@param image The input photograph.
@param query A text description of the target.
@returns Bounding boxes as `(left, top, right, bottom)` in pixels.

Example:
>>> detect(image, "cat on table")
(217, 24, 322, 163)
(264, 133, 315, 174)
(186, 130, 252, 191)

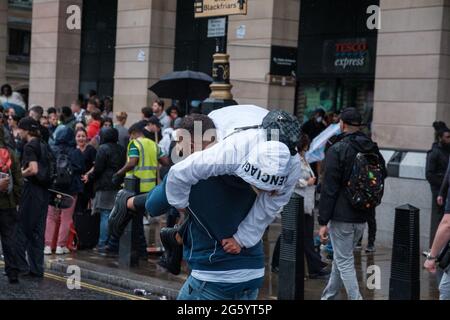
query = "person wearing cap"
(318, 107, 386, 300)
(15, 117, 50, 278)
(114, 122, 165, 194)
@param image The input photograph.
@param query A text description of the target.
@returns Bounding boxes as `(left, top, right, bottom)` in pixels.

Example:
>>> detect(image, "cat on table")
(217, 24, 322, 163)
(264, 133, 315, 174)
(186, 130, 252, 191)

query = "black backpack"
(344, 144, 385, 211)
(35, 142, 56, 188)
(53, 152, 73, 190)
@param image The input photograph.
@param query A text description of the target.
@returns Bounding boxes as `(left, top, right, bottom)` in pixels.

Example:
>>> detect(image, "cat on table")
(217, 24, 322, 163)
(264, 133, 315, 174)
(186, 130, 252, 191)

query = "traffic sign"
(194, 0, 247, 18)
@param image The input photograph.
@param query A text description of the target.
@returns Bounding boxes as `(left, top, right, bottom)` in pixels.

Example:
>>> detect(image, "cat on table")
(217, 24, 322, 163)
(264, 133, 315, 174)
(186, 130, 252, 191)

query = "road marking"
(45, 273, 149, 300)
(0, 261, 148, 300)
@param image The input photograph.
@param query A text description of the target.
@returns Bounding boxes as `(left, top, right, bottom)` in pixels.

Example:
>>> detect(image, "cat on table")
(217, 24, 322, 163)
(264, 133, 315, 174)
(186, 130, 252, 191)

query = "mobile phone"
(0, 172, 9, 179)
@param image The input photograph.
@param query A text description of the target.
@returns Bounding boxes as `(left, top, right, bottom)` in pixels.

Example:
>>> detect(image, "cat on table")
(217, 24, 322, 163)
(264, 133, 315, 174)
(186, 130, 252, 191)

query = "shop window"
(296, 80, 336, 123)
(8, 28, 31, 57)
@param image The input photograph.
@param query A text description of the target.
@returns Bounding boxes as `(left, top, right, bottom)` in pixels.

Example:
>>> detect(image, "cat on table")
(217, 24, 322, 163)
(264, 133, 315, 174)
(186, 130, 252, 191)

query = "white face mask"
(316, 117, 323, 123)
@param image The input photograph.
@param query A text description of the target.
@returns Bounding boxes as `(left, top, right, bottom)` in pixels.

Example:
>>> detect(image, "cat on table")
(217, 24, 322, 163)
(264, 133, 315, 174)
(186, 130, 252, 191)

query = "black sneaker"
(97, 246, 118, 257)
(309, 268, 331, 280)
(109, 189, 135, 239)
(21, 272, 44, 279)
(160, 228, 183, 275)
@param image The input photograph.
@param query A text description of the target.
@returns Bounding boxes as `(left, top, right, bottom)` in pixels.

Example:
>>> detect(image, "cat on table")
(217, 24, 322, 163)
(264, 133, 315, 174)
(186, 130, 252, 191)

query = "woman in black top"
(75, 128, 97, 214)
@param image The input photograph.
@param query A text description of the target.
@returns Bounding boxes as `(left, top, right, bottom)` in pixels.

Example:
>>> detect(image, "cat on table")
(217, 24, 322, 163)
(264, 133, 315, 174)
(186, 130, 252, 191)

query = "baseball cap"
(18, 117, 40, 132)
(340, 107, 362, 126)
(236, 141, 292, 192)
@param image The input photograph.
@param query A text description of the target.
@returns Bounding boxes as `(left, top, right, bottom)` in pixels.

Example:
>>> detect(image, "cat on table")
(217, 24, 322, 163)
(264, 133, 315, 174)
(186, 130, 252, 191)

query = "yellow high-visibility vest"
(126, 137, 158, 193)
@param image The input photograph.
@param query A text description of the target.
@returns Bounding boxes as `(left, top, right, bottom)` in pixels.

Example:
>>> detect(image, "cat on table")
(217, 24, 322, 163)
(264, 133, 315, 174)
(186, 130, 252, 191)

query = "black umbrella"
(148, 70, 213, 101)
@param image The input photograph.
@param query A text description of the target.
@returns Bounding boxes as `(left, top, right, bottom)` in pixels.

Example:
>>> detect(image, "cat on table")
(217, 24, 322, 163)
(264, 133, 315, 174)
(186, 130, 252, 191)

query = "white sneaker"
(44, 246, 52, 255)
(62, 247, 71, 254)
(55, 247, 64, 255)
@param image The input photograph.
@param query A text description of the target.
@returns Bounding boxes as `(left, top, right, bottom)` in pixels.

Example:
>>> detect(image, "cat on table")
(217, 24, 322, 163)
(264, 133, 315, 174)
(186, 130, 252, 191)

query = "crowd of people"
(0, 84, 184, 284)
(0, 82, 448, 301)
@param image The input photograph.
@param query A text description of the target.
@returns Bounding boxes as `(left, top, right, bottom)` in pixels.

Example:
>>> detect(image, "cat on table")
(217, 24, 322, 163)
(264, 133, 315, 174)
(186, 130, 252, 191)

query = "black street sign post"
(194, 0, 248, 113)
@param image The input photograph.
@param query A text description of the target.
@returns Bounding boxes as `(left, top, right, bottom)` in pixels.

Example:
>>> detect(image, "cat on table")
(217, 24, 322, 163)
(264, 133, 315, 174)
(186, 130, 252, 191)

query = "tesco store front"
(295, 0, 379, 132)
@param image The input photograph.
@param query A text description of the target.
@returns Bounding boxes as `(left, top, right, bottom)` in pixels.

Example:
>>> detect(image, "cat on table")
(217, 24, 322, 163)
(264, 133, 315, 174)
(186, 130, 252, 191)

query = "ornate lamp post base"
(202, 53, 237, 114)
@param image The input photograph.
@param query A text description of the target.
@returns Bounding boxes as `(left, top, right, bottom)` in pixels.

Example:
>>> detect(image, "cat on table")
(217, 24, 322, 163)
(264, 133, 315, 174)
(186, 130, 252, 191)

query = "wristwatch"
(426, 252, 438, 261)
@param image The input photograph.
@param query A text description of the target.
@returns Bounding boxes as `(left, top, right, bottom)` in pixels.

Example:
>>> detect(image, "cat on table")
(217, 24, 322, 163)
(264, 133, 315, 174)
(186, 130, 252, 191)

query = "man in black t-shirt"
(15, 117, 50, 278)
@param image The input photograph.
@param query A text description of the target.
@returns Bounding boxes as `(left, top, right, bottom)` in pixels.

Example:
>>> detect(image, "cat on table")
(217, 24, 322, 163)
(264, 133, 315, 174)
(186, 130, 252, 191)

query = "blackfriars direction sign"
(195, 0, 248, 18)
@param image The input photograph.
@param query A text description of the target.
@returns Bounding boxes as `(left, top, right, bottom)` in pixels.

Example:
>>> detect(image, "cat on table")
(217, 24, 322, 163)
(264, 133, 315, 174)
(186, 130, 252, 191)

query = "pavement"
(0, 222, 441, 300)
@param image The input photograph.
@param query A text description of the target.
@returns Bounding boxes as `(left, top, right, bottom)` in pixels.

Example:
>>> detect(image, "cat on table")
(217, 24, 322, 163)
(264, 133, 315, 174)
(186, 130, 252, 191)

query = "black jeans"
(366, 210, 377, 246)
(15, 182, 49, 277)
(0, 208, 20, 277)
(272, 213, 326, 274)
(358, 210, 377, 246)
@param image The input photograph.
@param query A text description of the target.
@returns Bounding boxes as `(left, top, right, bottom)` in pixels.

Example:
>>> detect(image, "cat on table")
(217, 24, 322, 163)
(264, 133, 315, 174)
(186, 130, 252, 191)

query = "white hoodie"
(166, 105, 301, 248)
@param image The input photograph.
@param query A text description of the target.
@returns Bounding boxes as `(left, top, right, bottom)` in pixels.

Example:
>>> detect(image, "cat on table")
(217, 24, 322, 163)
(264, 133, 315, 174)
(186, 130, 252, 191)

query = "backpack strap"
(223, 125, 261, 141)
(338, 138, 360, 187)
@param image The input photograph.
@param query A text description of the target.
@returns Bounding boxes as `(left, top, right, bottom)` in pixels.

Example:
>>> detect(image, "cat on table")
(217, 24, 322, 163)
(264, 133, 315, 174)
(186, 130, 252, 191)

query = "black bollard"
(278, 194, 305, 300)
(389, 204, 421, 300)
(119, 216, 141, 268)
(119, 177, 140, 268)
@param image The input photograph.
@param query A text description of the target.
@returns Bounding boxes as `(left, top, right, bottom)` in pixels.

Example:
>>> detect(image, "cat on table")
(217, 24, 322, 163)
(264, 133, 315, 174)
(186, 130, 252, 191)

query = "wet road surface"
(0, 261, 150, 300)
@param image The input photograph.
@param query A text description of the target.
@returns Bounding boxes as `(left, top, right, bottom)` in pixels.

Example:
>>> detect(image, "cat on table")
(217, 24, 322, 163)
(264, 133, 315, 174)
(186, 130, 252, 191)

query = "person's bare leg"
(175, 233, 182, 245)
(127, 197, 135, 211)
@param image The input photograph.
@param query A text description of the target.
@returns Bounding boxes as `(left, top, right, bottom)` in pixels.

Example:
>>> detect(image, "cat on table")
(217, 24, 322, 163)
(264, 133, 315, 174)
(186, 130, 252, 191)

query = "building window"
(79, 0, 118, 99)
(8, 28, 31, 57)
(8, 0, 33, 10)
